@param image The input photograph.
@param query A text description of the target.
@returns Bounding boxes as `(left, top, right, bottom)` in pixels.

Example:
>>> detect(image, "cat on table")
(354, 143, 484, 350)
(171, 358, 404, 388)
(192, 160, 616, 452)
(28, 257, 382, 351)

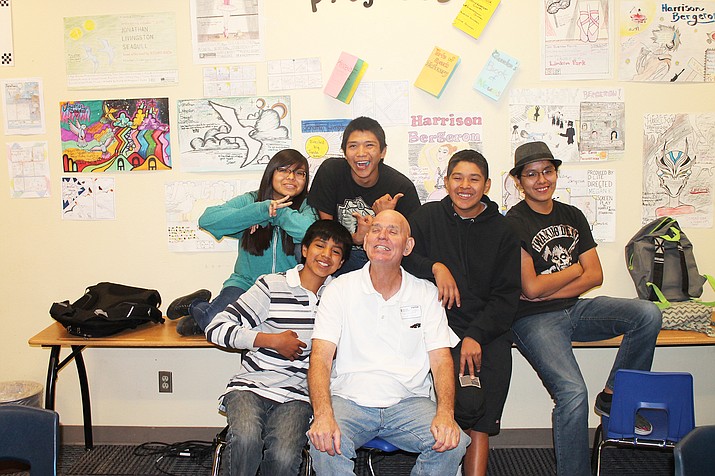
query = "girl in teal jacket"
(169, 149, 318, 335)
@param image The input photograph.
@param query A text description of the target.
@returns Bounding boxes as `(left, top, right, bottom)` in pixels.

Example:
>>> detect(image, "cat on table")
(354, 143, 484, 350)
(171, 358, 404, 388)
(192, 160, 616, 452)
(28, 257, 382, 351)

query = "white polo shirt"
(312, 263, 458, 408)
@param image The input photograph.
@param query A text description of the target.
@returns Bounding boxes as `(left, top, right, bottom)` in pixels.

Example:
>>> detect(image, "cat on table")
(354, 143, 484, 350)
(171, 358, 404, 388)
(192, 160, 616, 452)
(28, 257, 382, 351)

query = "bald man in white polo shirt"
(307, 210, 469, 475)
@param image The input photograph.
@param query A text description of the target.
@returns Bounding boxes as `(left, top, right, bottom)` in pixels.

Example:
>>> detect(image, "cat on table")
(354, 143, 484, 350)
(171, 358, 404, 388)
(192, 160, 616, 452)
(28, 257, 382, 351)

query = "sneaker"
(176, 315, 203, 336)
(594, 391, 611, 417)
(634, 413, 653, 436)
(167, 289, 211, 320)
(594, 391, 653, 436)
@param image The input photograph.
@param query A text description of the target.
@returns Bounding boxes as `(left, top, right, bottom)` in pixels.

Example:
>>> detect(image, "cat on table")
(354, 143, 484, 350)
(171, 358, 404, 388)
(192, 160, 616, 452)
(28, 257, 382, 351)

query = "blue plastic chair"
(594, 370, 695, 476)
(674, 425, 715, 476)
(361, 437, 403, 476)
(0, 404, 59, 476)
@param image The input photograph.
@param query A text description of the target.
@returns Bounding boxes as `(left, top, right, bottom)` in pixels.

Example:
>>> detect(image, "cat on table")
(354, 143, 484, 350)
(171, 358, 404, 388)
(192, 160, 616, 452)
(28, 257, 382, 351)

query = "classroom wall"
(2, 0, 714, 436)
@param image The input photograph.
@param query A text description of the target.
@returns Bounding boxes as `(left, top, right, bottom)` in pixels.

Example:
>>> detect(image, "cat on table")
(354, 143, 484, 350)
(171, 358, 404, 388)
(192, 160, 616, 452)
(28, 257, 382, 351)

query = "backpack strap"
(651, 236, 665, 301)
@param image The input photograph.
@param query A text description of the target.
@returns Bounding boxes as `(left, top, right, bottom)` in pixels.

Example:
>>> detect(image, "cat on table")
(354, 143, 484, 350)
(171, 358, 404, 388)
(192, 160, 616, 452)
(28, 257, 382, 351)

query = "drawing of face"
(657, 140, 693, 198)
(437, 145, 451, 163)
(543, 243, 573, 271)
(651, 25, 681, 53)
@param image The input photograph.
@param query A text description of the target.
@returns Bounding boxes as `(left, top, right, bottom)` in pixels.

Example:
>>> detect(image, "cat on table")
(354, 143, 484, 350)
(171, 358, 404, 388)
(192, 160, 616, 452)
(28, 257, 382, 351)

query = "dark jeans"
(190, 286, 246, 331)
(222, 391, 311, 476)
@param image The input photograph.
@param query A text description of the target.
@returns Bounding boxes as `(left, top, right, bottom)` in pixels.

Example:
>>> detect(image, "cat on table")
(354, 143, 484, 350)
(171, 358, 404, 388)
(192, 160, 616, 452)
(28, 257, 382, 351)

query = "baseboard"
(61, 426, 225, 445)
(60, 425, 598, 448)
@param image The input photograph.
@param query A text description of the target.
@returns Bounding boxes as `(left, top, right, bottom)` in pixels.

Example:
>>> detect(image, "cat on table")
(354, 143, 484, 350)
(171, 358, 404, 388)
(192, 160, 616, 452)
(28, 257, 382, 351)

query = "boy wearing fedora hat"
(505, 141, 662, 476)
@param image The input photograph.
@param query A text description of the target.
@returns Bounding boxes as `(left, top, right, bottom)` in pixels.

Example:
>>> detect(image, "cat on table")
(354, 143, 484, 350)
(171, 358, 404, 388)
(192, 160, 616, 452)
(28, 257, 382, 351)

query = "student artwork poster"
(190, 0, 265, 64)
(60, 98, 171, 173)
(177, 96, 291, 172)
(63, 13, 179, 89)
(61, 176, 115, 220)
(166, 179, 260, 252)
(542, 0, 613, 80)
(642, 113, 715, 228)
(620, 1, 715, 82)
(509, 87, 625, 163)
(407, 112, 483, 203)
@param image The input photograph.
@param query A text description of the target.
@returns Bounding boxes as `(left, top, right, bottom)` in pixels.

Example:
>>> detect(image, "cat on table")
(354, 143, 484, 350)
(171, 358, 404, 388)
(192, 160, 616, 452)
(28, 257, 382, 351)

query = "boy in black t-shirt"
(504, 141, 662, 476)
(307, 116, 420, 274)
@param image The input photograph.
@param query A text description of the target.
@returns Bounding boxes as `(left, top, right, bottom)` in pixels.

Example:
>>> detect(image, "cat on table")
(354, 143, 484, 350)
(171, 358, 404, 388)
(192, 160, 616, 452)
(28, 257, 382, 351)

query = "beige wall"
(2, 0, 713, 433)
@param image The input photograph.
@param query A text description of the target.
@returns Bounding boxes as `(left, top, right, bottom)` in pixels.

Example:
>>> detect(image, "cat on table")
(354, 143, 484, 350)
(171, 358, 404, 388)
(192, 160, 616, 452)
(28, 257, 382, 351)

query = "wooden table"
(29, 320, 715, 449)
(28, 320, 210, 449)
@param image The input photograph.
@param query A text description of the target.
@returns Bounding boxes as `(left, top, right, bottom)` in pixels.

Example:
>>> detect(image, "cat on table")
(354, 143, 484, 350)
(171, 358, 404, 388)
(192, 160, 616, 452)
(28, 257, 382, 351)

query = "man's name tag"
(459, 375, 481, 388)
(400, 305, 421, 319)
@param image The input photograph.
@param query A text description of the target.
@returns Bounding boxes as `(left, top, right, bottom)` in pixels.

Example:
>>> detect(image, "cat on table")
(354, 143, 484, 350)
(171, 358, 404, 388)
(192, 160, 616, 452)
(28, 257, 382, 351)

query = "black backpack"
(50, 282, 164, 337)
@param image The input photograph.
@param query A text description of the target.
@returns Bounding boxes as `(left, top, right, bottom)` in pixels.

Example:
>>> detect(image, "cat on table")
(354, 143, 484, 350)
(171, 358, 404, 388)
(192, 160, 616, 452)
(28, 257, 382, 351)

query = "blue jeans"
(310, 396, 470, 476)
(222, 390, 311, 476)
(190, 286, 246, 331)
(511, 296, 661, 476)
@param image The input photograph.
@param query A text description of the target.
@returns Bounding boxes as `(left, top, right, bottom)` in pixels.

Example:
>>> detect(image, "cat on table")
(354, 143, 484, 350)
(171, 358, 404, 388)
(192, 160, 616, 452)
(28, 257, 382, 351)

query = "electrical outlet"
(158, 371, 172, 393)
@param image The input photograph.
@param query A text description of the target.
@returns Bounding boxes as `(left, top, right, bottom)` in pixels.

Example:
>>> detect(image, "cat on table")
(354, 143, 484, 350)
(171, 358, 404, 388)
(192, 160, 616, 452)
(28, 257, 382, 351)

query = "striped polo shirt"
(206, 265, 330, 405)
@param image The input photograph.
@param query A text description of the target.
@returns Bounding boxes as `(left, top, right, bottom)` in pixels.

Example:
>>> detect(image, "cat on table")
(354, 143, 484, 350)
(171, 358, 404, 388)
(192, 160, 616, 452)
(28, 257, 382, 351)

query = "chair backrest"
(674, 425, 715, 476)
(0, 404, 59, 475)
(607, 370, 694, 443)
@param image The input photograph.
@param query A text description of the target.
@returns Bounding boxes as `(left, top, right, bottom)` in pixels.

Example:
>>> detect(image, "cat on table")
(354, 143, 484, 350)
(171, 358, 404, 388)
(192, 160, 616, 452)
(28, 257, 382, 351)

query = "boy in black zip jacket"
(404, 149, 520, 476)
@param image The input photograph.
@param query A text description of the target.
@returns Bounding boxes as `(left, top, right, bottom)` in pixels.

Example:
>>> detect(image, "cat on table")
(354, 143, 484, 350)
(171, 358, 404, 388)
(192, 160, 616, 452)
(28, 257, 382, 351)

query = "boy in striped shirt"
(205, 220, 351, 476)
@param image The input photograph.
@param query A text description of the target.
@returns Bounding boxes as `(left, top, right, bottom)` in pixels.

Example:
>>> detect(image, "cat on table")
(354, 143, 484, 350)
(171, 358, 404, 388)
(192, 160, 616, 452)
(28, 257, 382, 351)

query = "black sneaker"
(176, 315, 203, 336)
(594, 391, 653, 436)
(594, 391, 612, 417)
(167, 289, 211, 320)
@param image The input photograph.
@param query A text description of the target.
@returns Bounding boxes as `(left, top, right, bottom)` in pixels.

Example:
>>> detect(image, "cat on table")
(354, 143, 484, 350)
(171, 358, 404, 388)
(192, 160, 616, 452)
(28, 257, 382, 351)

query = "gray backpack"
(625, 217, 706, 302)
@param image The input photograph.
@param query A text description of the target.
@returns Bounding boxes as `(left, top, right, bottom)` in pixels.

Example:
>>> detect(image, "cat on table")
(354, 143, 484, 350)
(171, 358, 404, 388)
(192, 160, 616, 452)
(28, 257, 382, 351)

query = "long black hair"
(241, 149, 310, 256)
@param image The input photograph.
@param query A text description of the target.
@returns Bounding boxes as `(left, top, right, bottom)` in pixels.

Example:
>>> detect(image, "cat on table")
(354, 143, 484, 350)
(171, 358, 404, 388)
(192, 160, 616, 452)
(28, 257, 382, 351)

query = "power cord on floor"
(134, 440, 214, 475)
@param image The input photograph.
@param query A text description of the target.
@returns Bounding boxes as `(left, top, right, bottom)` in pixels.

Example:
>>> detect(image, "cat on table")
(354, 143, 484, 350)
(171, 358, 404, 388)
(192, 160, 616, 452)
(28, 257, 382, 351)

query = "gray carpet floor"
(1, 444, 675, 475)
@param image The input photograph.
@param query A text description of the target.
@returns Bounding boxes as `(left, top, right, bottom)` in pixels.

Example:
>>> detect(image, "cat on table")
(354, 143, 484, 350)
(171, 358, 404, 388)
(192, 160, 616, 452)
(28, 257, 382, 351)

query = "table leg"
(44, 345, 61, 410)
(72, 345, 93, 450)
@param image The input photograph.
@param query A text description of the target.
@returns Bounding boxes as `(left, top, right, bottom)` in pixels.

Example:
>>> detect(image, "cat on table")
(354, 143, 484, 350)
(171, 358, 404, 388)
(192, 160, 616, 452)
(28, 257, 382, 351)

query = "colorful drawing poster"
(473, 50, 519, 101)
(61, 176, 115, 220)
(190, 0, 265, 64)
(1, 78, 46, 134)
(407, 113, 483, 203)
(542, 0, 613, 80)
(64, 13, 178, 89)
(60, 98, 171, 173)
(177, 96, 291, 172)
(351, 81, 410, 127)
(620, 1, 715, 82)
(203, 65, 257, 97)
(501, 168, 617, 242)
(0, 0, 14, 67)
(642, 113, 715, 228)
(509, 87, 625, 163)
(166, 179, 260, 252)
(6, 141, 50, 198)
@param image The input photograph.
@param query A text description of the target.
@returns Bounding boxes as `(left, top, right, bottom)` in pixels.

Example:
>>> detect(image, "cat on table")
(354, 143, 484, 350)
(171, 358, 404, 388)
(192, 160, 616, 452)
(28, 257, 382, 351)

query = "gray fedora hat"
(510, 141, 562, 176)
